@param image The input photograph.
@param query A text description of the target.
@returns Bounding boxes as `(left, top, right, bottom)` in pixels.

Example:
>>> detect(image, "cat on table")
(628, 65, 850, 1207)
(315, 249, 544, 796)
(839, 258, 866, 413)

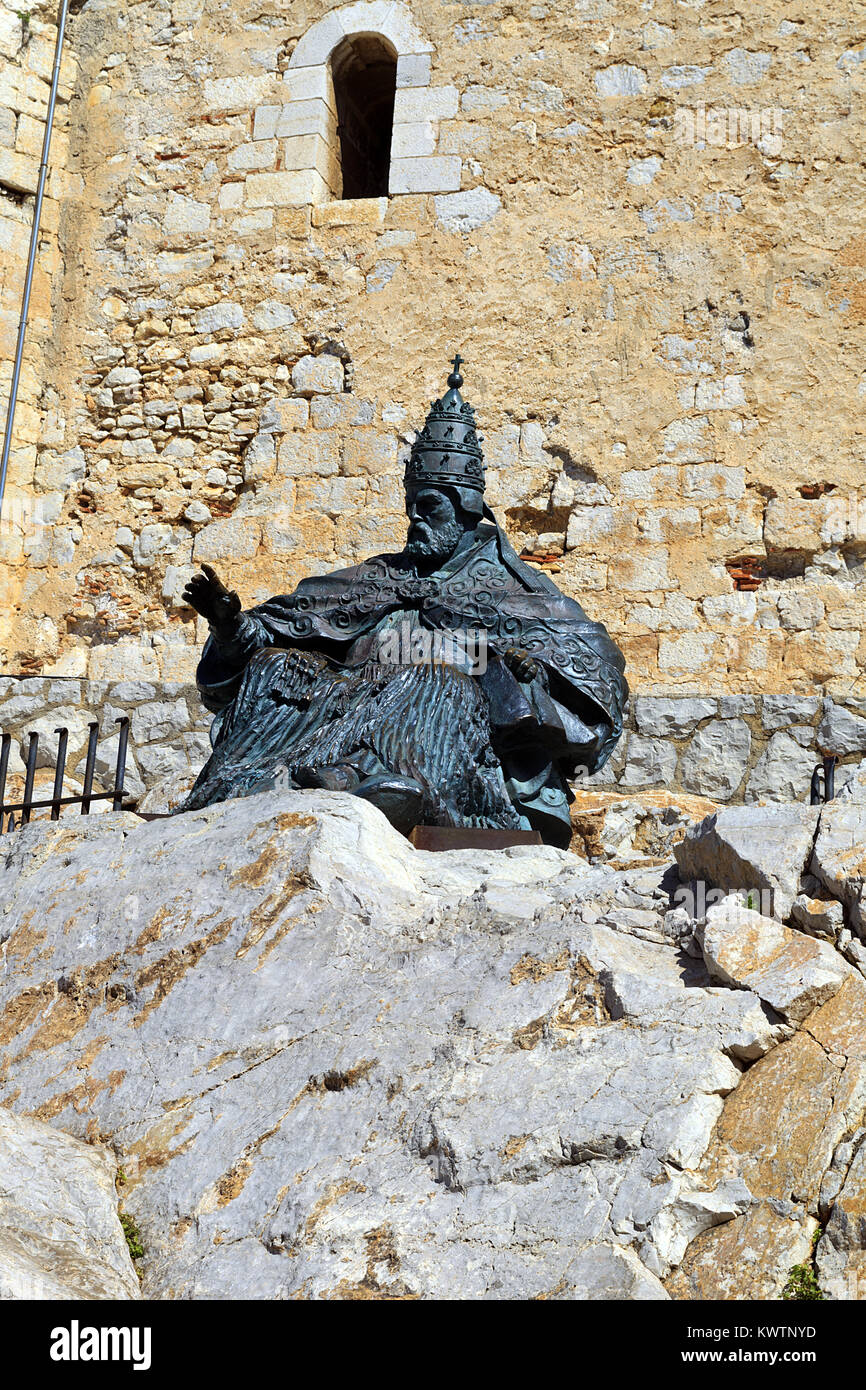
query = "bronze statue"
(180, 360, 627, 847)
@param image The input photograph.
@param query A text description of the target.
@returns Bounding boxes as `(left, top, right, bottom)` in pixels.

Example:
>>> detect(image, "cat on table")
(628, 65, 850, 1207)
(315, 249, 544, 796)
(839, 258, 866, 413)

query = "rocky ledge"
(1, 788, 865, 1300)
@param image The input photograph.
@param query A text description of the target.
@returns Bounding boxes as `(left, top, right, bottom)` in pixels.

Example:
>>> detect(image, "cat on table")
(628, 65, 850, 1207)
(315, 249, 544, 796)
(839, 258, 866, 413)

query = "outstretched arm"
(183, 564, 270, 677)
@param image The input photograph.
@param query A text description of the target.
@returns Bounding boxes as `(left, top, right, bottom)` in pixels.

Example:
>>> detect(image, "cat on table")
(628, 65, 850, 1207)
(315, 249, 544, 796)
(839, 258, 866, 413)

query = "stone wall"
(0, 0, 865, 700)
(0, 0, 77, 671)
(3, 673, 866, 811)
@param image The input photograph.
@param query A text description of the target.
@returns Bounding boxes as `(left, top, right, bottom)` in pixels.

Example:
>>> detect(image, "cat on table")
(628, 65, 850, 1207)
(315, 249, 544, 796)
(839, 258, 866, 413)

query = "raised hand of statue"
(503, 646, 540, 683)
(182, 564, 242, 636)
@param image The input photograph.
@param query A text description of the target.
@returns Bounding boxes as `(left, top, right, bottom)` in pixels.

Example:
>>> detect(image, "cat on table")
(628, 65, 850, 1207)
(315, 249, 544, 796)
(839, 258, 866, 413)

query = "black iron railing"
(0, 717, 134, 833)
(810, 753, 838, 806)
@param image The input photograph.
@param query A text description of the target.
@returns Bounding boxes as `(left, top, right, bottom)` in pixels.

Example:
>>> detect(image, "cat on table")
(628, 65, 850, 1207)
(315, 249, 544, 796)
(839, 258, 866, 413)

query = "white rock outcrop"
(1, 790, 865, 1300)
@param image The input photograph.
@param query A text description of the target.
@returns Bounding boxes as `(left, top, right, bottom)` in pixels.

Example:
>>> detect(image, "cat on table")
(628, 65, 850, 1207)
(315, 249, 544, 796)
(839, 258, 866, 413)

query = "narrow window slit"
(331, 34, 397, 200)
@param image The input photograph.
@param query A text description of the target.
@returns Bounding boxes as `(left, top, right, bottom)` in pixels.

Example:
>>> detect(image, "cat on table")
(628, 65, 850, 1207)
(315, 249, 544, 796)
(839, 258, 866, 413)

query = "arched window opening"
(330, 34, 397, 200)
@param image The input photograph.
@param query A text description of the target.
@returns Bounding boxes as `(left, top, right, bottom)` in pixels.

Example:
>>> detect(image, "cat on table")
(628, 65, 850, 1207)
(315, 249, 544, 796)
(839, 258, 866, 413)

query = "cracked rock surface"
(0, 1108, 140, 1300)
(0, 790, 864, 1299)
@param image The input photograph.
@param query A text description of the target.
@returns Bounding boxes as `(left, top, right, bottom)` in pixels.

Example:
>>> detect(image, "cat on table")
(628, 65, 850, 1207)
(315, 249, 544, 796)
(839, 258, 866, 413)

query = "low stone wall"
(0, 675, 210, 803)
(1, 675, 865, 808)
(596, 693, 866, 803)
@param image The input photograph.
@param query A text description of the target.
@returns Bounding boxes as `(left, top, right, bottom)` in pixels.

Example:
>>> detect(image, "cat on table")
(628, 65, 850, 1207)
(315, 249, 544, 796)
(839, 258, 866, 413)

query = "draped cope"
(183, 519, 628, 845)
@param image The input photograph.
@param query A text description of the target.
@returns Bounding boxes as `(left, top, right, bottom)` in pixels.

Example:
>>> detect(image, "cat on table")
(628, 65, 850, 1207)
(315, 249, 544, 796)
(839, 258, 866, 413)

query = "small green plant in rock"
(782, 1231, 824, 1301)
(781, 1263, 824, 1300)
(119, 1212, 145, 1264)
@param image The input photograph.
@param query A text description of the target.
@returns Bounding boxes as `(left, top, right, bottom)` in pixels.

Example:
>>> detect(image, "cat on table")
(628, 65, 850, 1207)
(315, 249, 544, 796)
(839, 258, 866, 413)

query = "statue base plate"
(408, 825, 543, 852)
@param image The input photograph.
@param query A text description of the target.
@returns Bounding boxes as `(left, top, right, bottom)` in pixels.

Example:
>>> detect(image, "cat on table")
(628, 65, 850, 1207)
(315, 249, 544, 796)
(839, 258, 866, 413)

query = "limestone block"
(393, 87, 459, 123)
(434, 187, 502, 231)
(694, 376, 747, 411)
(390, 121, 436, 159)
(616, 551, 674, 592)
(12, 705, 97, 771)
(193, 302, 244, 334)
(595, 64, 647, 97)
(203, 74, 269, 113)
(245, 169, 331, 207)
(762, 695, 820, 730)
(702, 592, 756, 625)
(218, 181, 243, 210)
(701, 898, 851, 1023)
(259, 397, 309, 432)
(0, 1109, 140, 1301)
(763, 498, 824, 554)
(274, 99, 337, 141)
(291, 354, 344, 396)
(566, 506, 615, 550)
(660, 416, 712, 462)
(396, 54, 432, 88)
(251, 300, 296, 331)
(0, 146, 38, 195)
(390, 155, 461, 195)
(130, 697, 191, 745)
(283, 132, 340, 188)
(233, 209, 275, 235)
(33, 446, 85, 494)
(461, 85, 509, 112)
(618, 734, 678, 788)
(818, 702, 866, 756)
(811, 804, 866, 937)
(228, 139, 278, 171)
(164, 192, 211, 236)
(633, 697, 717, 738)
(675, 804, 821, 921)
(725, 48, 772, 85)
(619, 466, 679, 501)
(287, 8, 347, 67)
(192, 516, 262, 561)
(679, 720, 751, 801)
(311, 197, 387, 228)
(745, 731, 818, 804)
(282, 64, 335, 110)
(310, 395, 375, 429)
(253, 105, 281, 140)
(778, 590, 825, 631)
(682, 464, 745, 499)
(790, 894, 846, 942)
(341, 430, 398, 476)
(277, 432, 340, 477)
(657, 633, 717, 672)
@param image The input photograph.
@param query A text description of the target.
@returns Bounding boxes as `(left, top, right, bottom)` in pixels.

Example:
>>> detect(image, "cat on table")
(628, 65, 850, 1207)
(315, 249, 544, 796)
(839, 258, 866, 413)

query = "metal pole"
(50, 725, 68, 820)
(0, 0, 70, 519)
(20, 732, 38, 826)
(112, 716, 129, 811)
(0, 732, 10, 833)
(80, 720, 98, 815)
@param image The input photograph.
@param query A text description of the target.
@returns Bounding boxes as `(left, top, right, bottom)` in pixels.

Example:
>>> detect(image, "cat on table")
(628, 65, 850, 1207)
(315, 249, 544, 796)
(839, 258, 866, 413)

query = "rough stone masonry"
(0, 0, 864, 738)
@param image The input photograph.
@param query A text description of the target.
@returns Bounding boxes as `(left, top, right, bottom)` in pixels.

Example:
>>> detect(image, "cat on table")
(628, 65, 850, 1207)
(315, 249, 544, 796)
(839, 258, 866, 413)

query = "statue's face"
(404, 488, 467, 561)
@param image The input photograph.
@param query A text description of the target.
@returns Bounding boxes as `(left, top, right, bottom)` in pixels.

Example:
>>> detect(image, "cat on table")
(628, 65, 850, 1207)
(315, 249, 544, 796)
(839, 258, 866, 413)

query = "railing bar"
(824, 755, 837, 803)
(80, 721, 98, 815)
(0, 732, 10, 835)
(50, 726, 68, 821)
(20, 732, 38, 826)
(112, 717, 129, 812)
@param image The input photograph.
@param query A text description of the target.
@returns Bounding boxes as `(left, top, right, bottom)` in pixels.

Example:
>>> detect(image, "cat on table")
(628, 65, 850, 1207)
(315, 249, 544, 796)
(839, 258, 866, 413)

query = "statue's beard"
(404, 518, 465, 561)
